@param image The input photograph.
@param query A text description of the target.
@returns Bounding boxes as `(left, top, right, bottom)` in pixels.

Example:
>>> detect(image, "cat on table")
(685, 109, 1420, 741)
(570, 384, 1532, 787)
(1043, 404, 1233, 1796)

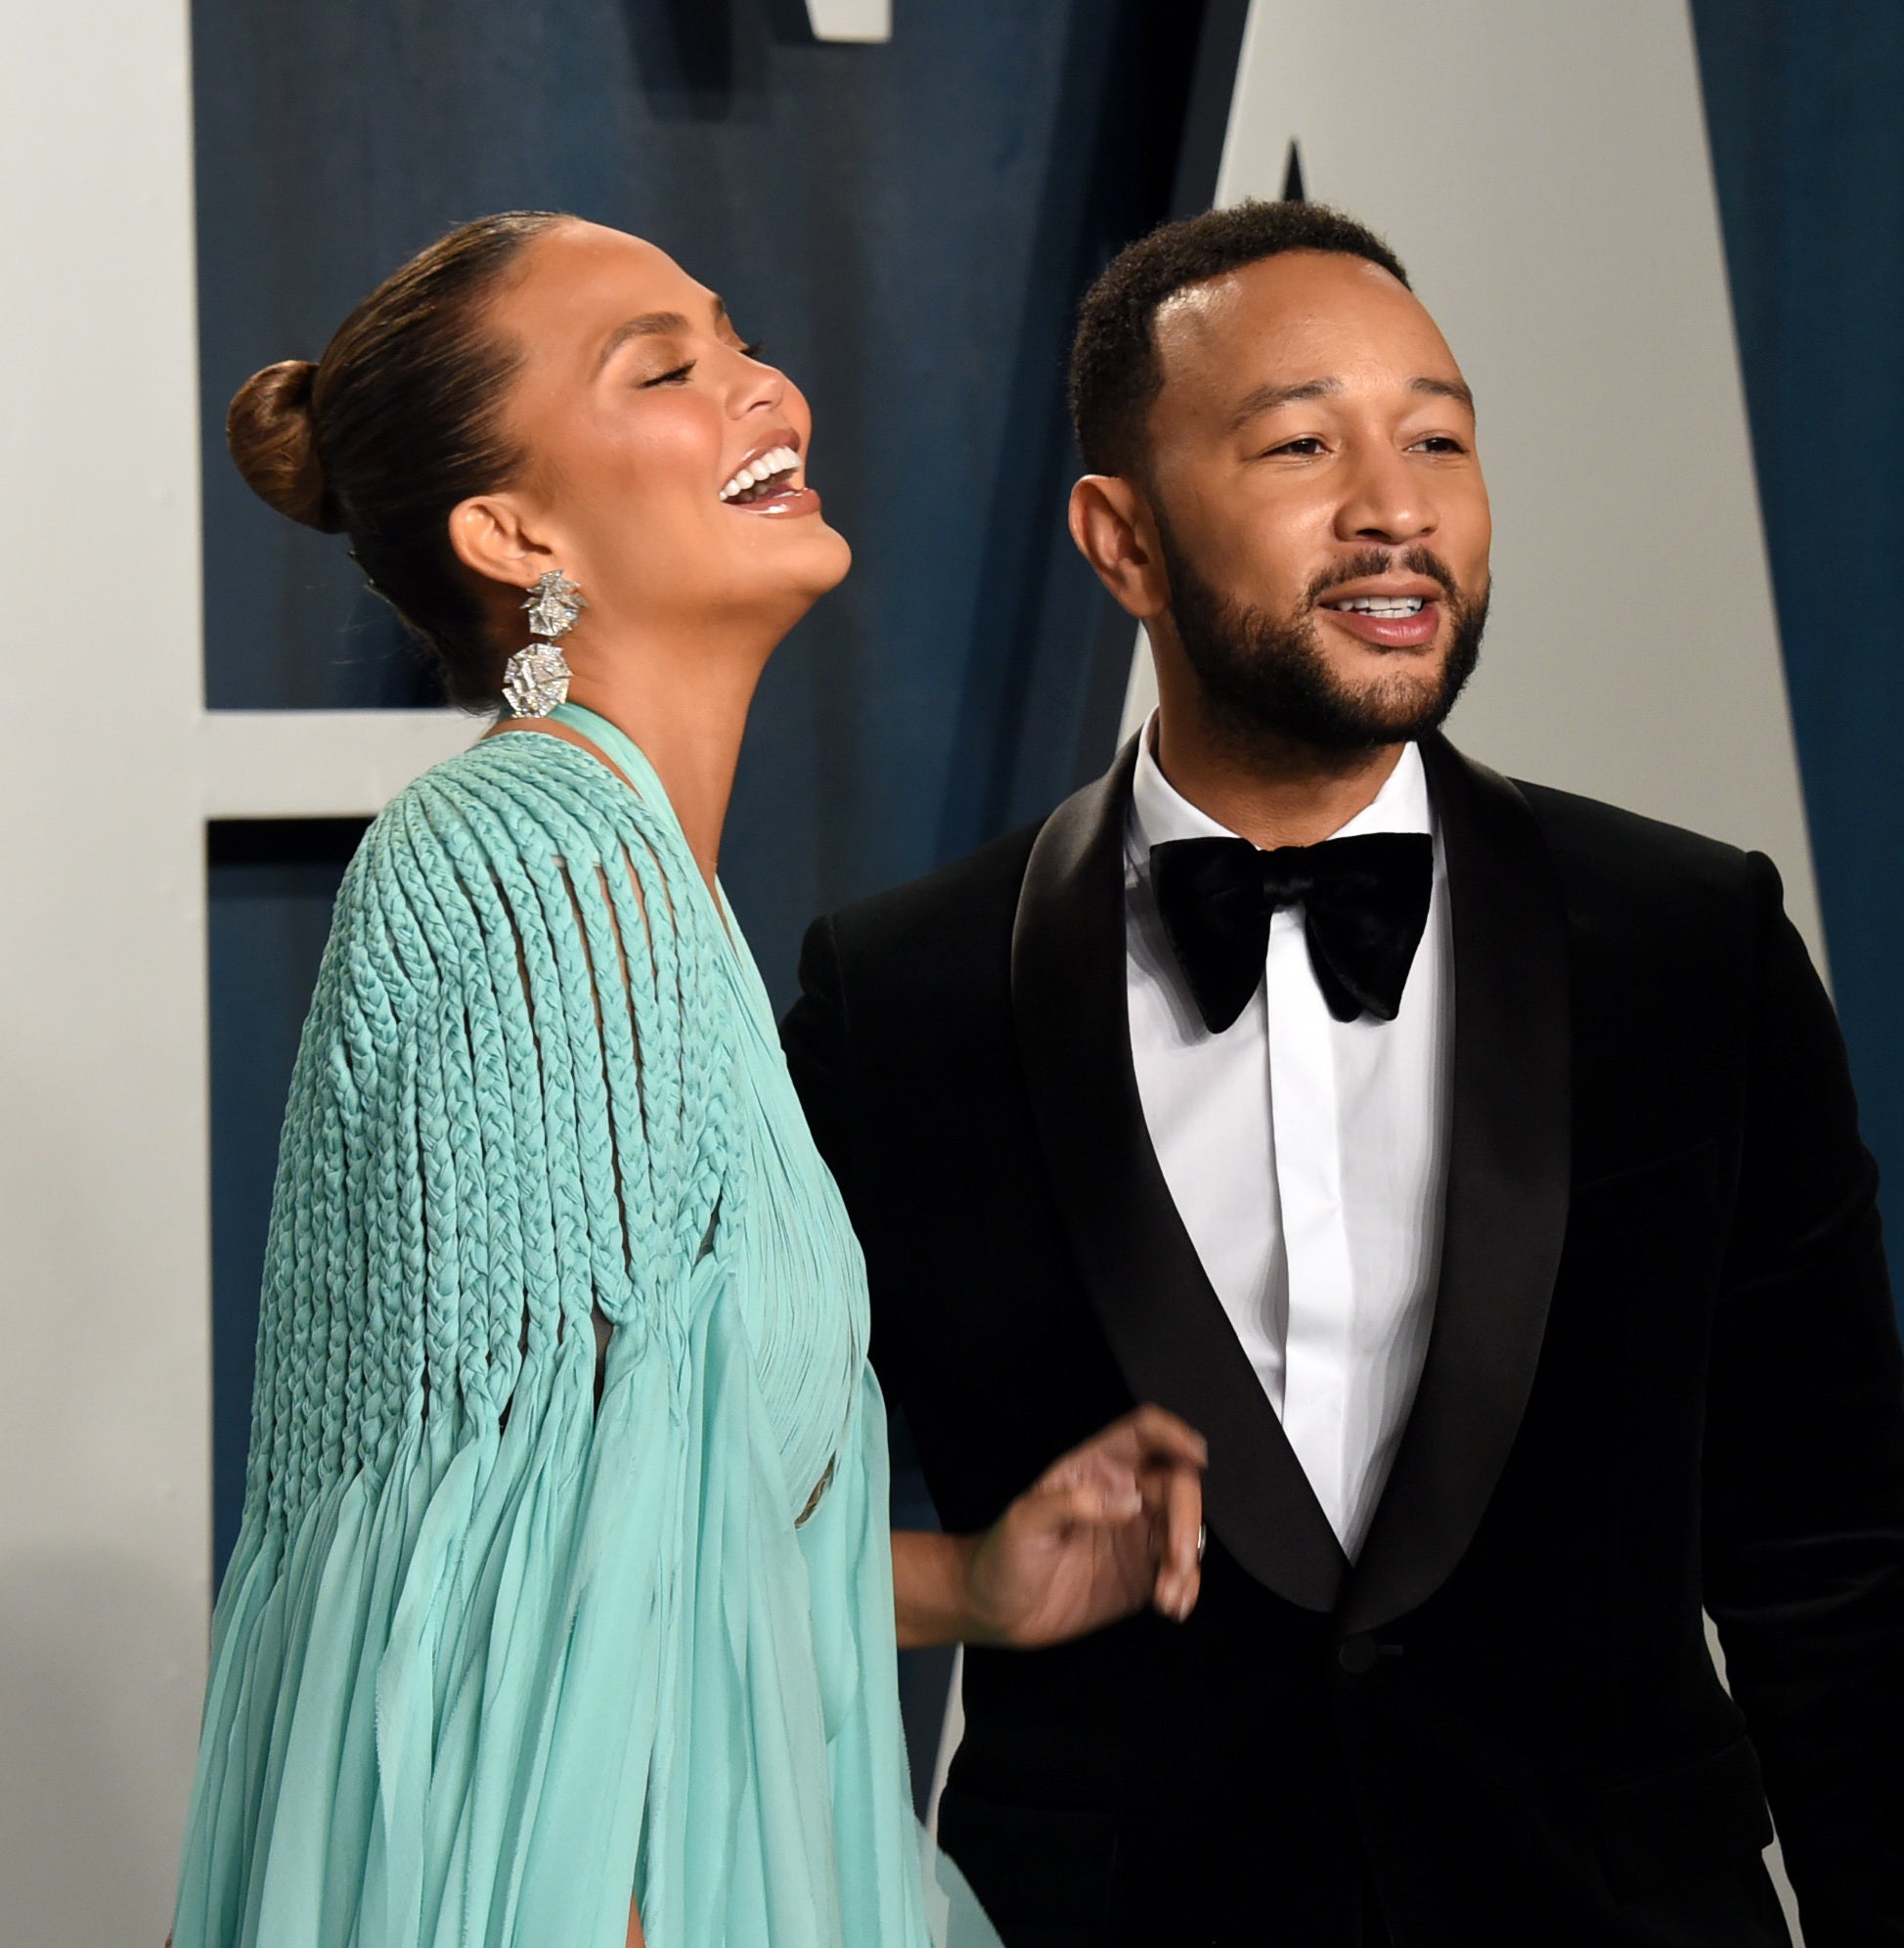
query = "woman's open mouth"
(718, 443, 819, 515)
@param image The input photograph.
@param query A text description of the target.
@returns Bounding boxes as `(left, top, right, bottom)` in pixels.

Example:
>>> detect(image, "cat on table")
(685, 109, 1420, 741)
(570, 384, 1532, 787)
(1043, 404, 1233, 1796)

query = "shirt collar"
(1127, 711, 1434, 861)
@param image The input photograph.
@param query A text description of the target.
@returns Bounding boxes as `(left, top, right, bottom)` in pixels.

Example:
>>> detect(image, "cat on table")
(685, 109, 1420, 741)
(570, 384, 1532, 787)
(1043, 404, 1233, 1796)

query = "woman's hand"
(893, 1405, 1207, 1650)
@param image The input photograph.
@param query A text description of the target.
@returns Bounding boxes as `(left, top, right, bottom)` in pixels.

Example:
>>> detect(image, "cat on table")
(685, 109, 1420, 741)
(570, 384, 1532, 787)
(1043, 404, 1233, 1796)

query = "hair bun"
(226, 359, 339, 531)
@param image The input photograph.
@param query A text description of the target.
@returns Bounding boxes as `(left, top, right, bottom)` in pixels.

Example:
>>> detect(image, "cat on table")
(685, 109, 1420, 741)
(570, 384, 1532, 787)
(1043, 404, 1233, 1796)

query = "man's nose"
(1335, 442, 1436, 546)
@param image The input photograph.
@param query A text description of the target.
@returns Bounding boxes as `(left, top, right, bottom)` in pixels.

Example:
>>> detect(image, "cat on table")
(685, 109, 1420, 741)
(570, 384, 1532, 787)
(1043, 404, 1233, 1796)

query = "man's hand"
(966, 1404, 1207, 1646)
(893, 1405, 1208, 1651)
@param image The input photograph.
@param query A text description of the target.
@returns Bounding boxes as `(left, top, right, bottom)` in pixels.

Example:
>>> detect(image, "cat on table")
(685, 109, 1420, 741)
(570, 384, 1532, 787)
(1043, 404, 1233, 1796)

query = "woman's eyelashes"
(639, 341, 764, 388)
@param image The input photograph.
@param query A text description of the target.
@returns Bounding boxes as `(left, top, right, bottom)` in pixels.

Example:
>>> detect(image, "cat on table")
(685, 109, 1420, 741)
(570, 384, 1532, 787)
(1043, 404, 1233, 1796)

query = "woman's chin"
(815, 524, 852, 590)
(777, 521, 853, 598)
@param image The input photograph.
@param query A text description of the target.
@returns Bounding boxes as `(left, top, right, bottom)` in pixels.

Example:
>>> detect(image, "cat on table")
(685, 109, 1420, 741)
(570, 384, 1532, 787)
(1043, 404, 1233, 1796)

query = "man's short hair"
(1069, 200, 1410, 478)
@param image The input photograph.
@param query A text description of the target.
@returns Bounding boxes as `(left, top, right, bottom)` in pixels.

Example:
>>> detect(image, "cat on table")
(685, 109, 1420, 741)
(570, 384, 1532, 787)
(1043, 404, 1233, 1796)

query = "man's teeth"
(719, 445, 800, 502)
(1328, 596, 1428, 616)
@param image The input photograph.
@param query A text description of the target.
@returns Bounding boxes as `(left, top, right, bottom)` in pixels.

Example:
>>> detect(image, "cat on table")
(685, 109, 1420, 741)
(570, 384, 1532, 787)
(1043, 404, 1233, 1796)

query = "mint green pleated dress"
(172, 705, 993, 1948)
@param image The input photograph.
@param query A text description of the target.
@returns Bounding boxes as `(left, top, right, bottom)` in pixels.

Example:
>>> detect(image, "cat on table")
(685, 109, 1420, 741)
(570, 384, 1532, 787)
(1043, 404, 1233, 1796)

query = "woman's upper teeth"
(1330, 596, 1427, 614)
(719, 445, 799, 502)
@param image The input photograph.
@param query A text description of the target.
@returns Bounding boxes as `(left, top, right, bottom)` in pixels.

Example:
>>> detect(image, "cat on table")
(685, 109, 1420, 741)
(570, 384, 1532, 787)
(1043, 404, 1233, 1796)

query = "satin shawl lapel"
(1341, 735, 1572, 1634)
(1010, 737, 1347, 1612)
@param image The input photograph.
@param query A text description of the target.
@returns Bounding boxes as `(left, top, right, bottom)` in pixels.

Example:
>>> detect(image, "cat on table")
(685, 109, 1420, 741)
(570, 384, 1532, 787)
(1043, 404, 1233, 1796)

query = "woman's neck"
(564, 648, 764, 893)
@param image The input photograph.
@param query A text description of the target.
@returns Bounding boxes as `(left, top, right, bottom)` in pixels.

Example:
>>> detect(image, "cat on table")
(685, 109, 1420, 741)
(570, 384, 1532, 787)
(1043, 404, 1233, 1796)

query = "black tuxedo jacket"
(781, 735, 1904, 1948)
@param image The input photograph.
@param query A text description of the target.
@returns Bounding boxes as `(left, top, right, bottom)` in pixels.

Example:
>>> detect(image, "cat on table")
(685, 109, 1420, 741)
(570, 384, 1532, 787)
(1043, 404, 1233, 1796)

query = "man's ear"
(1067, 474, 1170, 621)
(448, 494, 561, 595)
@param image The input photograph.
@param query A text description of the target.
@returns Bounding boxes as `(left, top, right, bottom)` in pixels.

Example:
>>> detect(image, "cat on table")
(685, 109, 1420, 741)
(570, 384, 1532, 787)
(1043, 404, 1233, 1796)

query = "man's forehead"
(1156, 270, 1244, 326)
(1152, 270, 1256, 355)
(1149, 253, 1461, 401)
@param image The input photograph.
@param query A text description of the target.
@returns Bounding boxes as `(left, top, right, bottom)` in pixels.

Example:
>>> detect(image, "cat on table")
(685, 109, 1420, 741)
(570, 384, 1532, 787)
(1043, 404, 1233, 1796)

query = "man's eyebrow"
(593, 297, 729, 376)
(1412, 375, 1475, 412)
(1227, 377, 1341, 429)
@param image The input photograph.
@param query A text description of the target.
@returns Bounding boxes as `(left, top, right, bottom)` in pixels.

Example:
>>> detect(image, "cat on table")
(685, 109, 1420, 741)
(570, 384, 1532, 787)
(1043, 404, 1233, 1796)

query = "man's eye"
(642, 360, 696, 388)
(1266, 436, 1326, 457)
(1415, 436, 1466, 453)
(739, 340, 767, 361)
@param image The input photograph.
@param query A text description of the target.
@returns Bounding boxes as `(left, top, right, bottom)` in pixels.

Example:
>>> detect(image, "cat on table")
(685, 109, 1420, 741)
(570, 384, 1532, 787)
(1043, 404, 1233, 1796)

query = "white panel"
(805, 0, 892, 43)
(1131, 0, 1822, 970)
(1120, 629, 1159, 746)
(925, 1643, 964, 1837)
(0, 4, 208, 1940)
(202, 709, 479, 819)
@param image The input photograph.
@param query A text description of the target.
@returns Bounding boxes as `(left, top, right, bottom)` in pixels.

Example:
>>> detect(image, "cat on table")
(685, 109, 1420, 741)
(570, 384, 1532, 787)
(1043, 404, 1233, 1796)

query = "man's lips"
(1315, 578, 1447, 649)
(1318, 599, 1442, 649)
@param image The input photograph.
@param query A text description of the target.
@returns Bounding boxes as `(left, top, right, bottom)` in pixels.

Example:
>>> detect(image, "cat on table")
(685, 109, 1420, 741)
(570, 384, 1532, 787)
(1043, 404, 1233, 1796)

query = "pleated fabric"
(172, 705, 974, 1948)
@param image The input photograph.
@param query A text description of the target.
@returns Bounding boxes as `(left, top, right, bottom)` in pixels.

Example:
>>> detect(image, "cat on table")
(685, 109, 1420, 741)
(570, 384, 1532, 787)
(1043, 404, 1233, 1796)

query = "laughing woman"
(169, 214, 1205, 1948)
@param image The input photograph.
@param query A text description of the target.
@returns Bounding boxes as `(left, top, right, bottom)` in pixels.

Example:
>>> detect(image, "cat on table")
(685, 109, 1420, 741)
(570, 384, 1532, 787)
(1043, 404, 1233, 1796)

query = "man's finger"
(1038, 1407, 1208, 1494)
(1152, 1463, 1204, 1620)
(1040, 1478, 1142, 1529)
(1037, 1447, 1139, 1503)
(1108, 1403, 1209, 1471)
(1166, 1463, 1202, 1579)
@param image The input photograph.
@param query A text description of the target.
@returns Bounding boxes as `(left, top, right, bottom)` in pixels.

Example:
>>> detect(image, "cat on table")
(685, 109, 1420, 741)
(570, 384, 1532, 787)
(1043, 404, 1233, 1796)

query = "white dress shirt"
(1125, 719, 1454, 1560)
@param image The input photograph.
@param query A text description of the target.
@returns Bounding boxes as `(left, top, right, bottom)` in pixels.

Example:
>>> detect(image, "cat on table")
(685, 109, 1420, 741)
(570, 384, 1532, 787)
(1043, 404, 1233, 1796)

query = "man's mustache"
(1304, 548, 1464, 608)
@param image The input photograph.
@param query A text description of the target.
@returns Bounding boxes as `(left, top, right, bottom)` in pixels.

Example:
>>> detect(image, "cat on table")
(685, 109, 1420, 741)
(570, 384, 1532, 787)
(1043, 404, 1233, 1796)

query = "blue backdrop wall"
(1692, 1, 1904, 1295)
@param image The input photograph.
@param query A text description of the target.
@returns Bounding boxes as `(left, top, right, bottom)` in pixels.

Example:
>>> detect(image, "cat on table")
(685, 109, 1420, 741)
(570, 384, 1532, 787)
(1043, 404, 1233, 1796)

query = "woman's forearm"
(892, 1528, 994, 1649)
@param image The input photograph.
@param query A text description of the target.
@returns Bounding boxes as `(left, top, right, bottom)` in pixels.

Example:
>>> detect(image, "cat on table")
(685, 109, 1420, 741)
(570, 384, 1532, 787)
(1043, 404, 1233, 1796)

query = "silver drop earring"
(502, 570, 585, 717)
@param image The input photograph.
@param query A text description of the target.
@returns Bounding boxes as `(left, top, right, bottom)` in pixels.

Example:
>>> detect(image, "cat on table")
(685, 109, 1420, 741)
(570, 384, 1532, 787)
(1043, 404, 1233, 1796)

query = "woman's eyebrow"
(593, 311, 693, 375)
(593, 296, 734, 376)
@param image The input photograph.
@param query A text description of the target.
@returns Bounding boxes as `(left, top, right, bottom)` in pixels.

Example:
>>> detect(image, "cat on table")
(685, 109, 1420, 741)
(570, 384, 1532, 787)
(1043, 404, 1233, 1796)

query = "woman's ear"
(448, 494, 560, 594)
(1067, 475, 1171, 621)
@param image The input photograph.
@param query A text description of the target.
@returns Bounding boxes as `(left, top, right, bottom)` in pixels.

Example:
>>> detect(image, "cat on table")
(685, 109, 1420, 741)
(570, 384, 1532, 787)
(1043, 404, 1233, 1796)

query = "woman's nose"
(731, 348, 786, 419)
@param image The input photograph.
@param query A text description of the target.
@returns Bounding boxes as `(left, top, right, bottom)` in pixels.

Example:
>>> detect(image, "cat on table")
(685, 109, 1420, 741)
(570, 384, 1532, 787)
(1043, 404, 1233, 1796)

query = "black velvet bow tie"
(1149, 831, 1434, 1034)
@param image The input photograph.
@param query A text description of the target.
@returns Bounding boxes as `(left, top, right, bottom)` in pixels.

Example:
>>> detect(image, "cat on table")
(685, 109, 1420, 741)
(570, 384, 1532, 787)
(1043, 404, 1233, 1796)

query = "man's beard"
(1153, 519, 1488, 754)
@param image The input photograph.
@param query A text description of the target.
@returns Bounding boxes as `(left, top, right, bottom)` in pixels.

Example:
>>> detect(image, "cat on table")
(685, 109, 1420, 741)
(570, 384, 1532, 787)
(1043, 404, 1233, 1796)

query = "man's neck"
(1150, 709, 1407, 851)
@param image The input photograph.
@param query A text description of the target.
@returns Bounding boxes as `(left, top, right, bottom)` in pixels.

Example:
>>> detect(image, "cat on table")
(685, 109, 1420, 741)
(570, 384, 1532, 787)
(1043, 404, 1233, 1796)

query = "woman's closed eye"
(641, 342, 764, 387)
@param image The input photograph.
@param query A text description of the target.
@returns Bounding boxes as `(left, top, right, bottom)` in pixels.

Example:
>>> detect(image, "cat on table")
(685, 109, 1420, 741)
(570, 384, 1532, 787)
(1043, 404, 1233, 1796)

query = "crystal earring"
(502, 570, 585, 717)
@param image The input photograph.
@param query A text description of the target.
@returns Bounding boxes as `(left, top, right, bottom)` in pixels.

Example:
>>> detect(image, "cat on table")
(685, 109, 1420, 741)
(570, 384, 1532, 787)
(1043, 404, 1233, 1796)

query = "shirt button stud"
(1338, 1633, 1382, 1674)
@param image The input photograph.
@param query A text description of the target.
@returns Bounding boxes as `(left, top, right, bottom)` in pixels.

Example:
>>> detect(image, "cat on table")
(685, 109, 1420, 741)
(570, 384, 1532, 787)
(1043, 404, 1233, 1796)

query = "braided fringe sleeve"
(174, 734, 734, 1948)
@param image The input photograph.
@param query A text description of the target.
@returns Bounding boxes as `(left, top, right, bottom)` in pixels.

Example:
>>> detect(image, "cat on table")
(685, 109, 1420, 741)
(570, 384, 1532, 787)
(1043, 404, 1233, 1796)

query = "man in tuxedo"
(780, 201, 1904, 1946)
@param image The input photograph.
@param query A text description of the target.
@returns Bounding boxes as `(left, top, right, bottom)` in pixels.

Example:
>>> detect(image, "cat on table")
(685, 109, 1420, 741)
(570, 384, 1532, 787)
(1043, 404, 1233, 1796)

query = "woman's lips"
(726, 483, 821, 518)
(1319, 599, 1441, 648)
